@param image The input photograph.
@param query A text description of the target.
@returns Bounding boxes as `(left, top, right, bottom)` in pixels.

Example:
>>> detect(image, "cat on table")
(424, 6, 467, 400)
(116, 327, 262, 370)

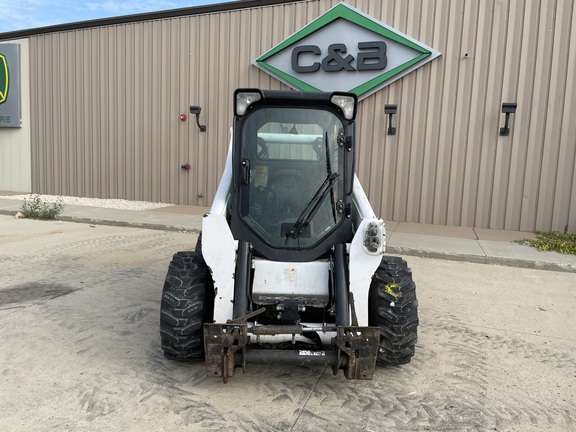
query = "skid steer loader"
(160, 89, 418, 382)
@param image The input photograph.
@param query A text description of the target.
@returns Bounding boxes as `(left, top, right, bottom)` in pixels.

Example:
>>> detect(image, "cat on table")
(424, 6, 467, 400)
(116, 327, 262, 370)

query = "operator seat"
(262, 168, 308, 229)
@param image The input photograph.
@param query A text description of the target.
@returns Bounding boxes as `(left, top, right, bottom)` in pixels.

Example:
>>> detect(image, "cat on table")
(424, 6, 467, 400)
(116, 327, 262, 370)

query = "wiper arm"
(324, 131, 337, 224)
(286, 173, 339, 240)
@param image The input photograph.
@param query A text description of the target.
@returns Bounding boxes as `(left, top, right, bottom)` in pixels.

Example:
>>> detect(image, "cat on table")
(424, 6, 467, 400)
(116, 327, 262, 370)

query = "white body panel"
(348, 219, 383, 325)
(202, 135, 238, 323)
(252, 258, 330, 306)
(348, 176, 386, 326)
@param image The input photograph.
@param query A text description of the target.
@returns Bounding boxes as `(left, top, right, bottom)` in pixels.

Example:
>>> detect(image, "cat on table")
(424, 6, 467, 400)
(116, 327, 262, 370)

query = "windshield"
(239, 107, 345, 249)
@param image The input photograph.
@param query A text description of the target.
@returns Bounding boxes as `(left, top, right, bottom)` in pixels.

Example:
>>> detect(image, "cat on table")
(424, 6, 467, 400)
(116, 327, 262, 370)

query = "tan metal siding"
(27, 0, 576, 232)
(349, 0, 576, 232)
(555, 2, 576, 231)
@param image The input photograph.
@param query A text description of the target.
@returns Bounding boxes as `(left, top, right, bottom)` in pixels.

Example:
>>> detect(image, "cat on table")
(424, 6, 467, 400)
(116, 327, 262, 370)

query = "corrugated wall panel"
(498, 0, 524, 230)
(553, 1, 576, 231)
(27, 0, 576, 231)
(508, 1, 538, 231)
(537, 0, 574, 231)
(460, 0, 487, 228)
(418, 0, 445, 226)
(478, 0, 508, 229)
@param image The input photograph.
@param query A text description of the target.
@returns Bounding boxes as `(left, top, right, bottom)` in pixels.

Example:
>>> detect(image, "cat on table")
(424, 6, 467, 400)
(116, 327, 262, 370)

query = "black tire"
(369, 256, 419, 365)
(194, 233, 202, 252)
(160, 251, 214, 361)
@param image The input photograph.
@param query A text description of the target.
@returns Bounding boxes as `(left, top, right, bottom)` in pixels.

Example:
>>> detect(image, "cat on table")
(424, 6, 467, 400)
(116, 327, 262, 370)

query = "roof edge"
(0, 0, 301, 41)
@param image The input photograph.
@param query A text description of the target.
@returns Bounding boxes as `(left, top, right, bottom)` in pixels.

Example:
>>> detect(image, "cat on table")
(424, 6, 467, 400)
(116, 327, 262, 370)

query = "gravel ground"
(0, 194, 174, 211)
(1, 217, 574, 431)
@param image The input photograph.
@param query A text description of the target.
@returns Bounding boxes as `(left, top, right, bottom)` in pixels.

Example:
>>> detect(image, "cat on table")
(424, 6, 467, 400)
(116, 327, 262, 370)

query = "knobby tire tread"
(160, 251, 214, 362)
(369, 256, 419, 366)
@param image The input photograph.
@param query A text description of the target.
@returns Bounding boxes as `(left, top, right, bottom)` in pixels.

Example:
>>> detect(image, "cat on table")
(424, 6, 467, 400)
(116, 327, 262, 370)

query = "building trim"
(0, 0, 301, 41)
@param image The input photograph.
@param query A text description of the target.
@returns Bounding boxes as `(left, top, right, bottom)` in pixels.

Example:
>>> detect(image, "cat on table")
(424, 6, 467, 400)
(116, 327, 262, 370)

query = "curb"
(386, 246, 576, 273)
(57, 216, 201, 233)
(2, 209, 574, 273)
(0, 209, 20, 217)
(0, 209, 201, 234)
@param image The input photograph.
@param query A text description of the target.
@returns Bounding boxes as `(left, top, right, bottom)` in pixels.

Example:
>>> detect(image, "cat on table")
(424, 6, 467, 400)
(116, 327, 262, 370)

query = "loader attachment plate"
(204, 323, 248, 383)
(204, 323, 380, 382)
(333, 326, 380, 380)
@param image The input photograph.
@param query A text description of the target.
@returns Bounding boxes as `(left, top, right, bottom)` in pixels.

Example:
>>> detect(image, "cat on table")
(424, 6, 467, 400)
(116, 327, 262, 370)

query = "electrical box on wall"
(0, 43, 21, 128)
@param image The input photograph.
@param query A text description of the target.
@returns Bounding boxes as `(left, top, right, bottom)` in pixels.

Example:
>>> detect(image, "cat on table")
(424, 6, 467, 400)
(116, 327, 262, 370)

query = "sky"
(0, 0, 232, 33)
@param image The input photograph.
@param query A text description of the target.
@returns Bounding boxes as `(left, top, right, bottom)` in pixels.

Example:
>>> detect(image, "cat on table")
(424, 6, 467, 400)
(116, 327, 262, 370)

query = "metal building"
(1, 0, 575, 232)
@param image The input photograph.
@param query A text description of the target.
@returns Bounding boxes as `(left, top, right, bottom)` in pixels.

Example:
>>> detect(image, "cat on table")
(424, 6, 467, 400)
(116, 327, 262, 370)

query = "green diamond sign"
(254, 2, 441, 100)
(0, 43, 21, 127)
(0, 53, 8, 105)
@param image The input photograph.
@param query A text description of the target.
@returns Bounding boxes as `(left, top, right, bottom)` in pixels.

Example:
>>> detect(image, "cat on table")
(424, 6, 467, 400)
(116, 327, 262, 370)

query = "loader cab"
(231, 89, 357, 262)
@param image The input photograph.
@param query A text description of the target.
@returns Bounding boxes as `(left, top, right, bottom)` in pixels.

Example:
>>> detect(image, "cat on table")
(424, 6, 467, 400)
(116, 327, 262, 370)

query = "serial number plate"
(299, 350, 326, 356)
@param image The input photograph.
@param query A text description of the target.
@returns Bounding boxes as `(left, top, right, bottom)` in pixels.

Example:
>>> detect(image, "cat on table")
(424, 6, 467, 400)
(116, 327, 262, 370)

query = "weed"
(20, 195, 66, 220)
(515, 227, 576, 255)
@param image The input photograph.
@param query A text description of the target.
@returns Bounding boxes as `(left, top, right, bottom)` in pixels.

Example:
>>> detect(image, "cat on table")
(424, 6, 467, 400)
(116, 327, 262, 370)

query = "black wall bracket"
(385, 104, 397, 135)
(500, 103, 517, 136)
(190, 106, 207, 132)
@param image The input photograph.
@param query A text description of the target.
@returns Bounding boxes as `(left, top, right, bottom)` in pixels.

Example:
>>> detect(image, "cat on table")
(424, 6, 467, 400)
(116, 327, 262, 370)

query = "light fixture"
(500, 103, 517, 136)
(190, 106, 207, 132)
(330, 93, 357, 120)
(235, 90, 262, 116)
(385, 104, 397, 135)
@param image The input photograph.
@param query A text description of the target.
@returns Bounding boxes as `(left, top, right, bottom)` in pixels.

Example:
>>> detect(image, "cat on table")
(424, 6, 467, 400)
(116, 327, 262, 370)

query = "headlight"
(330, 93, 357, 120)
(235, 90, 262, 116)
(363, 221, 385, 255)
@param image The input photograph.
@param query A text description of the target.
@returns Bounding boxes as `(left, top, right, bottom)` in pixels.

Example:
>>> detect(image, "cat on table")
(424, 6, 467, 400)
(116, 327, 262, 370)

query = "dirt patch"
(0, 282, 76, 305)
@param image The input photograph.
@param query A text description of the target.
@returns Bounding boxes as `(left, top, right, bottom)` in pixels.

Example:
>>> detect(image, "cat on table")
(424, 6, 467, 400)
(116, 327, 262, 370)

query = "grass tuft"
(515, 227, 576, 255)
(20, 195, 66, 220)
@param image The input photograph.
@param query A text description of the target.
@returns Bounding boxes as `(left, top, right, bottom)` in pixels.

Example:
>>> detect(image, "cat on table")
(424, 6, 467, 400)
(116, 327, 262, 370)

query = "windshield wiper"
(286, 172, 339, 240)
(324, 131, 338, 224)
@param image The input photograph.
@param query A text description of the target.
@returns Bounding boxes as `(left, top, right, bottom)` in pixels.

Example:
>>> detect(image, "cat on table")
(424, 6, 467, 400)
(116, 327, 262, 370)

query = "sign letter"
(292, 45, 321, 73)
(356, 41, 387, 71)
(321, 44, 355, 72)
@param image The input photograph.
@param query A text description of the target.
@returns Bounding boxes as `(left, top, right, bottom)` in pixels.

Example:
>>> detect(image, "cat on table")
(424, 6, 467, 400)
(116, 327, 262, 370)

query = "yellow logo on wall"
(0, 53, 8, 105)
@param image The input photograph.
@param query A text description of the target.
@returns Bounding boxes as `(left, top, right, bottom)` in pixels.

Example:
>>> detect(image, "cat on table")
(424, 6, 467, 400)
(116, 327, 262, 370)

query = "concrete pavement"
(1, 195, 575, 273)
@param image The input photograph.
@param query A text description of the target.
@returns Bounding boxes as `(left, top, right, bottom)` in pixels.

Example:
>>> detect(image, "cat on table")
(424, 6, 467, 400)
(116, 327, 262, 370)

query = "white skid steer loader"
(160, 89, 418, 382)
